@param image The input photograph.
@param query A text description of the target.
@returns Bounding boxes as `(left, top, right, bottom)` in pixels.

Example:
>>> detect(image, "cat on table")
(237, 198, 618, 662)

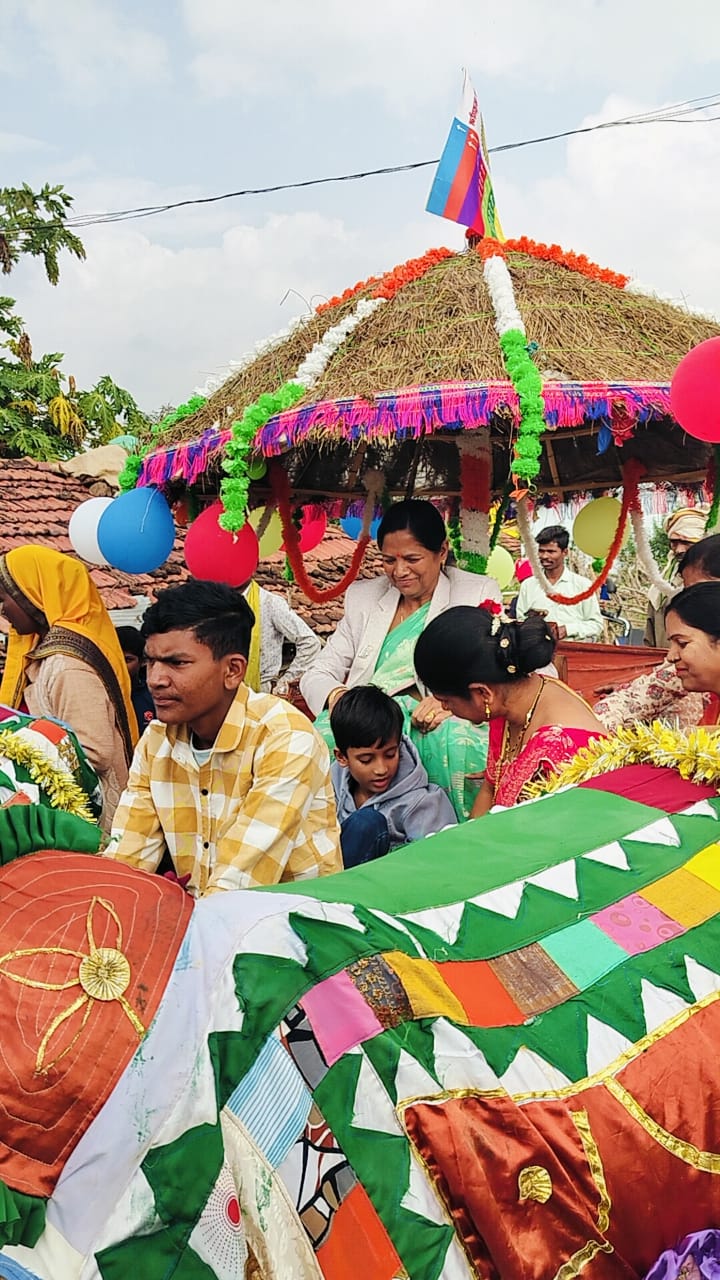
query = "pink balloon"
(283, 509, 327, 554)
(185, 502, 259, 587)
(670, 337, 720, 443)
(515, 558, 533, 582)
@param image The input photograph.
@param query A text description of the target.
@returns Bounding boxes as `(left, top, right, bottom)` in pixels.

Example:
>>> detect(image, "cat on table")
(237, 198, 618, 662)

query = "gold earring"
(484, 700, 491, 719)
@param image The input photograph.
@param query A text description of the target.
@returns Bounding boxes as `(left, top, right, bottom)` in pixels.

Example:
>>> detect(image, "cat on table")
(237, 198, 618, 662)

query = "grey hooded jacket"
(331, 735, 457, 847)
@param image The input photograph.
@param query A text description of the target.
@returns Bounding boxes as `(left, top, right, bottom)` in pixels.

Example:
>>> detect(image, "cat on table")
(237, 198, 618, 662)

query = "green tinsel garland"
(219, 381, 306, 532)
(498, 329, 546, 484)
(118, 395, 208, 494)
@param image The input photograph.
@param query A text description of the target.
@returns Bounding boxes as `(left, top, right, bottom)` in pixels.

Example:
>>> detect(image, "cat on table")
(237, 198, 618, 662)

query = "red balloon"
(184, 502, 259, 587)
(670, 337, 720, 443)
(283, 509, 327, 554)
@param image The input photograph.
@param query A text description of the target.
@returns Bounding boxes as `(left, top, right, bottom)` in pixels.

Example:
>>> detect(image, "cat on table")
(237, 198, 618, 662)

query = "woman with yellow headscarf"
(0, 546, 138, 833)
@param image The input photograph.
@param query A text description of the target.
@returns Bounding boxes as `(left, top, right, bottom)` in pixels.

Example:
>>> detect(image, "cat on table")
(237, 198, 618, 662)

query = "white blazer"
(300, 567, 502, 716)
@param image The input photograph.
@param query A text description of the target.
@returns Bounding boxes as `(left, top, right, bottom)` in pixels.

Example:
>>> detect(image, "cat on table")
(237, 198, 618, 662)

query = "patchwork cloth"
(6, 781, 720, 1278)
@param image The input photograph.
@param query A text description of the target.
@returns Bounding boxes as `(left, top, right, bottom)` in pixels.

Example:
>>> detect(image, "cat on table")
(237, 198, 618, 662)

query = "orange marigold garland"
(479, 236, 629, 290)
(315, 248, 454, 314)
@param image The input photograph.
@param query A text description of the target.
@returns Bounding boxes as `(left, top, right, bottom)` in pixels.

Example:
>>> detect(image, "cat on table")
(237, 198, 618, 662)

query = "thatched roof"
(142, 241, 720, 498)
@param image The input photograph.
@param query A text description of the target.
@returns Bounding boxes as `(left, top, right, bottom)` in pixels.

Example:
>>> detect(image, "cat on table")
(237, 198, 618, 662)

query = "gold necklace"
(497, 677, 546, 774)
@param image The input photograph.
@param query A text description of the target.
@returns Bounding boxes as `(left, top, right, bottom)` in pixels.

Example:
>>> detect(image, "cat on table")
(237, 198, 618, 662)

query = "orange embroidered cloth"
(0, 852, 192, 1196)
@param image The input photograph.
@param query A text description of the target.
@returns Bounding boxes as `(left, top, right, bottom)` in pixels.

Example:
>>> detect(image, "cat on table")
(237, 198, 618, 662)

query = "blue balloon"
(340, 515, 363, 539)
(97, 487, 175, 573)
(341, 514, 382, 541)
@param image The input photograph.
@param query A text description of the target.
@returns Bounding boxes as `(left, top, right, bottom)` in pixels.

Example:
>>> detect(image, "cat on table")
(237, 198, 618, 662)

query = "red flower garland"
(546, 459, 645, 605)
(271, 462, 369, 603)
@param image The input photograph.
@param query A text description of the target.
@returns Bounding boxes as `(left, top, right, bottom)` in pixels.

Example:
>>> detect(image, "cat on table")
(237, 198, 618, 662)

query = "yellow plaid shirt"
(106, 684, 341, 895)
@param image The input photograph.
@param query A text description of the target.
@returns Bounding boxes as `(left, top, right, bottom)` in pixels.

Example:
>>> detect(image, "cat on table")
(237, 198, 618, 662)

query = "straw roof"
(146, 242, 720, 497)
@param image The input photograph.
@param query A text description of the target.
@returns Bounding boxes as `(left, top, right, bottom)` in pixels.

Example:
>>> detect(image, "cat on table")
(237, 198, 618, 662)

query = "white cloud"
(182, 0, 720, 106)
(498, 95, 720, 317)
(8, 92, 720, 420)
(13, 207, 446, 410)
(0, 132, 48, 155)
(7, 0, 169, 96)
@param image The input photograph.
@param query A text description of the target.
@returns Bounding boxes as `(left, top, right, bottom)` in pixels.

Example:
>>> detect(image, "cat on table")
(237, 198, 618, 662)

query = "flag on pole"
(426, 70, 504, 240)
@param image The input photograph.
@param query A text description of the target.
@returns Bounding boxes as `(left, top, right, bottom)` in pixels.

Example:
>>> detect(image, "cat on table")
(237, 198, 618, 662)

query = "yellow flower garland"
(0, 729, 97, 824)
(530, 721, 720, 798)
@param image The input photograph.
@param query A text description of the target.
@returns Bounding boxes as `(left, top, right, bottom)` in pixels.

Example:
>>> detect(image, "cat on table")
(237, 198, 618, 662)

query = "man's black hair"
(330, 685, 404, 755)
(141, 580, 255, 660)
(536, 524, 569, 551)
(115, 624, 144, 659)
(679, 533, 720, 581)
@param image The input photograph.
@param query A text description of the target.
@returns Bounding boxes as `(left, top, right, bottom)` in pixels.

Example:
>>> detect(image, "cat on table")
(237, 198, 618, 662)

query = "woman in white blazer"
(301, 500, 501, 817)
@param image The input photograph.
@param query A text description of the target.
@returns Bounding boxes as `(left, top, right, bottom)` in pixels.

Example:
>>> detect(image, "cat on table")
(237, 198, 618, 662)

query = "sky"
(4, 0, 720, 412)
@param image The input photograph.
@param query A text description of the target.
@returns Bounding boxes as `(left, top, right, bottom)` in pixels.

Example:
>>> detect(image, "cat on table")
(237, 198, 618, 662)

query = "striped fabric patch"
(225, 1032, 312, 1168)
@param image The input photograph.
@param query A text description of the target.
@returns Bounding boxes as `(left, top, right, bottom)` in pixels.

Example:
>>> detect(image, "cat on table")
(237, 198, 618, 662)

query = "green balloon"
(247, 456, 268, 480)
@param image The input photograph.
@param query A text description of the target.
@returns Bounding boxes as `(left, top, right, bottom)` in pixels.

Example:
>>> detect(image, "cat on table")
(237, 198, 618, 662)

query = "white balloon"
(68, 497, 113, 565)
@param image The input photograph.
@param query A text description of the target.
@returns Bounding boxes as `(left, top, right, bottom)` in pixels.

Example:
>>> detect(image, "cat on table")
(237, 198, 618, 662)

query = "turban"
(665, 505, 709, 544)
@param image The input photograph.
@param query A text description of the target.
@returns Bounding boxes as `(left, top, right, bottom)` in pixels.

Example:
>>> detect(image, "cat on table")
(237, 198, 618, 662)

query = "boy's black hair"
(141, 580, 255, 660)
(115, 624, 144, 658)
(536, 524, 569, 550)
(679, 533, 720, 580)
(330, 685, 404, 755)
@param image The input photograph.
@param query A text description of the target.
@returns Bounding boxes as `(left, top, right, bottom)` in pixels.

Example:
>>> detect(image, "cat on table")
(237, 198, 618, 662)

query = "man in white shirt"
(516, 525, 603, 642)
(244, 583, 321, 692)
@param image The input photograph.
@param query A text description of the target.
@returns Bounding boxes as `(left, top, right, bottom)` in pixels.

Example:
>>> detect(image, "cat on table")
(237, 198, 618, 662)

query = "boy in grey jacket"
(330, 685, 457, 868)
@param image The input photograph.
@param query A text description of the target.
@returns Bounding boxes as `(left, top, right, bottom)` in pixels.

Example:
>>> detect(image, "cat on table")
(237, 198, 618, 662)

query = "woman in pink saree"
(414, 605, 606, 813)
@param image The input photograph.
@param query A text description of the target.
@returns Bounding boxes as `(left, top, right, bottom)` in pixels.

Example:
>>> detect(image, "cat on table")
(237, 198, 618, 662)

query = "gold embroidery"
(570, 1110, 611, 1232)
(518, 1165, 552, 1204)
(553, 1239, 613, 1279)
(605, 1076, 720, 1173)
(0, 896, 145, 1073)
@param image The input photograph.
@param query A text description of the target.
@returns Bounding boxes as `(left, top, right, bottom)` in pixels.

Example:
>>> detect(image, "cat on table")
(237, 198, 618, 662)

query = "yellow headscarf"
(0, 546, 138, 762)
(243, 578, 262, 693)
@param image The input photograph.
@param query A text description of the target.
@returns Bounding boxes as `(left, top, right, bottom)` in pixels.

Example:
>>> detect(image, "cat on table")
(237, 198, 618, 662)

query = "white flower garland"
(516, 495, 558, 594)
(482, 253, 525, 336)
(193, 315, 308, 397)
(294, 297, 386, 390)
(630, 507, 675, 597)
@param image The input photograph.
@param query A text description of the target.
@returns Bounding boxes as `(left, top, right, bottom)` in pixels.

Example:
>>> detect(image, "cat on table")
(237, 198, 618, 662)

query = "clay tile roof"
(0, 458, 189, 615)
(0, 459, 379, 634)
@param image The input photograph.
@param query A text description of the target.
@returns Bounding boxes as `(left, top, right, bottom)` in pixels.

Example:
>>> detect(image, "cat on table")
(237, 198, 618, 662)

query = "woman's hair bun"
(510, 613, 556, 675)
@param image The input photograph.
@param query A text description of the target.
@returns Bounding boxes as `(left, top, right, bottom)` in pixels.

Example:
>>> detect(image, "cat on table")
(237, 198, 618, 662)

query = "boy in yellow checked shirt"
(105, 580, 341, 895)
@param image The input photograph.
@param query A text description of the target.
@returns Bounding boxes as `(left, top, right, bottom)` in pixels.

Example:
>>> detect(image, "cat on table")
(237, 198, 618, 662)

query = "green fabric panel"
(315, 1052, 453, 1280)
(0, 804, 101, 864)
(466, 914, 720, 1083)
(262, 790, 666, 911)
(543, 919, 629, 988)
(0, 1183, 45, 1248)
(208, 1030, 253, 1112)
(97, 1231, 216, 1280)
(142, 1123, 223, 1233)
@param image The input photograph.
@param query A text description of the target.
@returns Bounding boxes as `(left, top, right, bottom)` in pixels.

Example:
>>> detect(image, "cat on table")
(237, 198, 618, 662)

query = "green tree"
(0, 183, 149, 459)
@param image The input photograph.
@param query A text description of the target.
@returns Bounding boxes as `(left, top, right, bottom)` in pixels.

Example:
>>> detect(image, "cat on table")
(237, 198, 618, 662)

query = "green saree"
(314, 604, 488, 819)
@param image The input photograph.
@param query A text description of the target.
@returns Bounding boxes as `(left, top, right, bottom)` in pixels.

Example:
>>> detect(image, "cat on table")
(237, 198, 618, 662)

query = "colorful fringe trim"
(136, 380, 671, 488)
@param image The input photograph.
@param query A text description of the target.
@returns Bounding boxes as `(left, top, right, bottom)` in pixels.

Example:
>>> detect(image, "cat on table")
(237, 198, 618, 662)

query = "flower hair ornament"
(478, 598, 503, 633)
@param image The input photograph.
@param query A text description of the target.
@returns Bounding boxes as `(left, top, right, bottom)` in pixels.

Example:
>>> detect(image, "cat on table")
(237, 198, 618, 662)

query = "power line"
(3, 93, 720, 236)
